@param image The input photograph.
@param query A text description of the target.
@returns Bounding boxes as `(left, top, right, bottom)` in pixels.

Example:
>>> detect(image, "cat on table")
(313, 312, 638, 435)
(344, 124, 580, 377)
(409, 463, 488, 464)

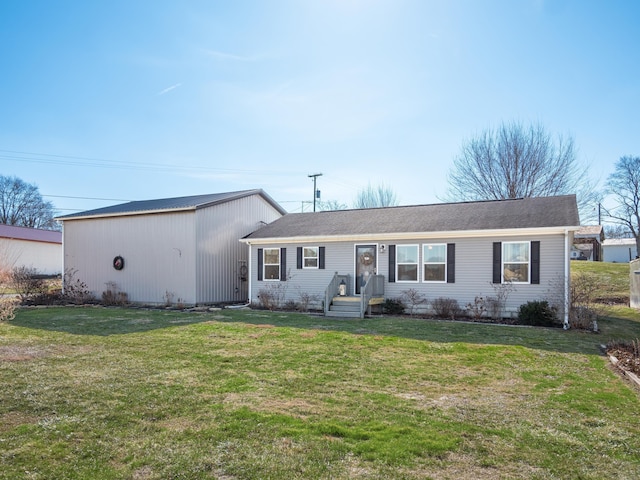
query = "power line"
(0, 149, 308, 176)
(43, 194, 135, 202)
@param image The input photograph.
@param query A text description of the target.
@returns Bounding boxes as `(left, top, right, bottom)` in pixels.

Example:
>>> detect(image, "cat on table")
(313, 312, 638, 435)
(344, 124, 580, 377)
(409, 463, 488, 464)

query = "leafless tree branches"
(0, 175, 58, 229)
(445, 122, 597, 220)
(603, 155, 640, 255)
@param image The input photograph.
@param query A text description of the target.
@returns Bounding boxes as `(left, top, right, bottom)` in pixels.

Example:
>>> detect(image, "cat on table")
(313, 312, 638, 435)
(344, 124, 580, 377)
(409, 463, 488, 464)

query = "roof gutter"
(241, 225, 582, 245)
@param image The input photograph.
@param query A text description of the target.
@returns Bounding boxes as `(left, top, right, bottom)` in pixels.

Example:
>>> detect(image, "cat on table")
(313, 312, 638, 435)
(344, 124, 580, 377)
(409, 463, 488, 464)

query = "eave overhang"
(241, 225, 580, 245)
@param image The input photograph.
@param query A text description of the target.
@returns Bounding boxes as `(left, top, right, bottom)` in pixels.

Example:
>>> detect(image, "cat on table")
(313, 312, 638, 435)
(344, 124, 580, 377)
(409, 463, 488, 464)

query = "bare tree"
(445, 121, 597, 220)
(317, 200, 348, 211)
(0, 175, 58, 230)
(603, 156, 640, 257)
(353, 182, 399, 209)
(604, 224, 634, 239)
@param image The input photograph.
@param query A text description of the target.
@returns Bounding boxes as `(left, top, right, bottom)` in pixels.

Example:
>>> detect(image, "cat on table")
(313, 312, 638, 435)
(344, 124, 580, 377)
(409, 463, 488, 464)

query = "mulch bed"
(607, 346, 640, 377)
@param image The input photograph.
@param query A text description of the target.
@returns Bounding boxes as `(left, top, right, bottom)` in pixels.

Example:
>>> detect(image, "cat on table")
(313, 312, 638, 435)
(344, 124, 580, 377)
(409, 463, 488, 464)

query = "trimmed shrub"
(382, 298, 405, 315)
(432, 297, 462, 319)
(517, 300, 558, 327)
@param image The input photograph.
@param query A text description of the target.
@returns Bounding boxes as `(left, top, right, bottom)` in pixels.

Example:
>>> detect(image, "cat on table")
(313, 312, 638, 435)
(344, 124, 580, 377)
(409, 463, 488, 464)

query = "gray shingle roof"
(56, 189, 287, 220)
(244, 195, 580, 240)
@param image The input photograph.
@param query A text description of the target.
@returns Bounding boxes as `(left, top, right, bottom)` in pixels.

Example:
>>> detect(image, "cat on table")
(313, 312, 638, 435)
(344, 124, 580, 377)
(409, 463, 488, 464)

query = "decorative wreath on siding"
(359, 252, 374, 266)
(113, 256, 125, 271)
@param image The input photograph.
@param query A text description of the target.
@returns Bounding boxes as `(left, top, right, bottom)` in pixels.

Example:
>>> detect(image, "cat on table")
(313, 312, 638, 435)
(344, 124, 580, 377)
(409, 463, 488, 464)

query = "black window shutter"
(531, 241, 540, 284)
(492, 242, 502, 284)
(280, 248, 287, 281)
(388, 245, 396, 283)
(447, 243, 455, 283)
(319, 247, 325, 269)
(297, 247, 302, 269)
(257, 248, 263, 281)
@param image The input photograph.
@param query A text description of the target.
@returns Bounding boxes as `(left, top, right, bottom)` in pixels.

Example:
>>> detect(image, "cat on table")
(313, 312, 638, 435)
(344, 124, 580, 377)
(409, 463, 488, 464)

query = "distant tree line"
(0, 175, 58, 230)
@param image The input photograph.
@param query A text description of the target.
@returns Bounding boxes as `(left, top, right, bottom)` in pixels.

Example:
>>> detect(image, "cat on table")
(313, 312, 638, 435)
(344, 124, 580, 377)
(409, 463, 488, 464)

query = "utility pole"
(308, 173, 322, 212)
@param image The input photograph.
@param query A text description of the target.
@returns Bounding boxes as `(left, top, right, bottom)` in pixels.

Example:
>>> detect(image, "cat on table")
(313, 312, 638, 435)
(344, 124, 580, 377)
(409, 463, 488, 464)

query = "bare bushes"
(11, 266, 48, 301)
(431, 297, 463, 319)
(569, 272, 602, 330)
(465, 283, 515, 322)
(0, 261, 18, 321)
(256, 284, 320, 312)
(102, 281, 129, 306)
(401, 288, 426, 316)
(62, 268, 95, 304)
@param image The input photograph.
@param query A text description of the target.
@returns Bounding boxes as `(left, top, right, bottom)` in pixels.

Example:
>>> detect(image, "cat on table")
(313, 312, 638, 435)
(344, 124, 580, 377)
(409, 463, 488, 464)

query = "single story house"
(0, 224, 62, 276)
(56, 190, 286, 305)
(571, 225, 603, 261)
(602, 238, 639, 263)
(241, 195, 580, 325)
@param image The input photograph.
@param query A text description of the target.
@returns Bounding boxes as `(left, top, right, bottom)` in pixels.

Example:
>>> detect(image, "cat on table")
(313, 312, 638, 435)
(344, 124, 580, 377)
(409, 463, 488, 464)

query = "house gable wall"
(62, 211, 197, 304)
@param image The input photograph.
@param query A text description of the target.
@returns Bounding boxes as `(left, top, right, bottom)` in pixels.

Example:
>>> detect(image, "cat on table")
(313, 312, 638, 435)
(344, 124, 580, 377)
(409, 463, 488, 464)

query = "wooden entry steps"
(325, 296, 385, 318)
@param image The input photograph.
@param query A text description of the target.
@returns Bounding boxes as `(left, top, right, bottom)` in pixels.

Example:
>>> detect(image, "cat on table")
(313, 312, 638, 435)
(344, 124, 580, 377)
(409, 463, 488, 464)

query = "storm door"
(355, 244, 377, 294)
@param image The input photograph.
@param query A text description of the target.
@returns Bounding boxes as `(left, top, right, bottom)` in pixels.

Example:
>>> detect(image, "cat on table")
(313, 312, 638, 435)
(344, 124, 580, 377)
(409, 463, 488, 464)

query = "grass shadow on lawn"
(8, 306, 217, 336)
(8, 305, 639, 355)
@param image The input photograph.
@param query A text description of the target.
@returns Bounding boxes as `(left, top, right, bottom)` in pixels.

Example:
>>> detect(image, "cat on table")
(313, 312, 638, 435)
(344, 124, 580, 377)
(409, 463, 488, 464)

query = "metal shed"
(56, 189, 285, 305)
(0, 225, 62, 276)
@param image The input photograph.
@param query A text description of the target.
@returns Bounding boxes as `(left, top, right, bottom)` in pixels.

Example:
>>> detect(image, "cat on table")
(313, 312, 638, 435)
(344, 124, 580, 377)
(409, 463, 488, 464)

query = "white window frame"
(303, 246, 319, 269)
(396, 244, 419, 282)
(422, 243, 447, 283)
(263, 248, 281, 281)
(502, 241, 530, 284)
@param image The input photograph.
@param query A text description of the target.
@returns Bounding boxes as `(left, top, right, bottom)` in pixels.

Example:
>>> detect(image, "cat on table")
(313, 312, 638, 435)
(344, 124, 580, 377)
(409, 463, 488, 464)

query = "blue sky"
(1, 0, 639, 216)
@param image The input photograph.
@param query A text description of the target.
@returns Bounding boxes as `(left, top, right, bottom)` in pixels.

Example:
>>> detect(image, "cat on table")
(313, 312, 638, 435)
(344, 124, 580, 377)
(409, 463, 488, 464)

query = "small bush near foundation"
(466, 296, 487, 320)
(63, 268, 95, 304)
(283, 300, 298, 311)
(570, 305, 598, 331)
(517, 300, 558, 327)
(257, 289, 277, 310)
(102, 282, 129, 306)
(382, 298, 405, 315)
(401, 288, 427, 316)
(432, 297, 462, 319)
(11, 266, 48, 301)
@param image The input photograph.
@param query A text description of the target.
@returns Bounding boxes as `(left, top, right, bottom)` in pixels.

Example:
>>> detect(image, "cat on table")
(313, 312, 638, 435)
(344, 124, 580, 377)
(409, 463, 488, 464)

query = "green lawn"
(1, 305, 640, 479)
(571, 260, 631, 304)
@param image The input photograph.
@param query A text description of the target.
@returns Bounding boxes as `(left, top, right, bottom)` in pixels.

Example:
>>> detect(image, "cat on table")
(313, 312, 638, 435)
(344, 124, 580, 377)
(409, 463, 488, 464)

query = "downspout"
(564, 229, 570, 329)
(58, 220, 65, 295)
(247, 242, 252, 304)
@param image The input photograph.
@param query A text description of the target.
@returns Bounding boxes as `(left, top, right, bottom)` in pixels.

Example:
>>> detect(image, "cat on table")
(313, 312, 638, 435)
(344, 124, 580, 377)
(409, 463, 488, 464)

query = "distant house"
(572, 225, 604, 261)
(0, 224, 62, 275)
(56, 190, 286, 305)
(242, 195, 580, 326)
(603, 238, 639, 263)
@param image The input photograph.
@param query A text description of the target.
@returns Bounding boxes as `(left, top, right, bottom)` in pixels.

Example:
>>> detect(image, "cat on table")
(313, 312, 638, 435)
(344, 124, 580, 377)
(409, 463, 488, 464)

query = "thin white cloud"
(157, 83, 182, 96)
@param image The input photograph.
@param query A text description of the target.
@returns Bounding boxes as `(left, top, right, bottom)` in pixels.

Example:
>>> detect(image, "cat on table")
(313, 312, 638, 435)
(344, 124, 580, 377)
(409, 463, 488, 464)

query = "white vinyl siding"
(249, 233, 569, 317)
